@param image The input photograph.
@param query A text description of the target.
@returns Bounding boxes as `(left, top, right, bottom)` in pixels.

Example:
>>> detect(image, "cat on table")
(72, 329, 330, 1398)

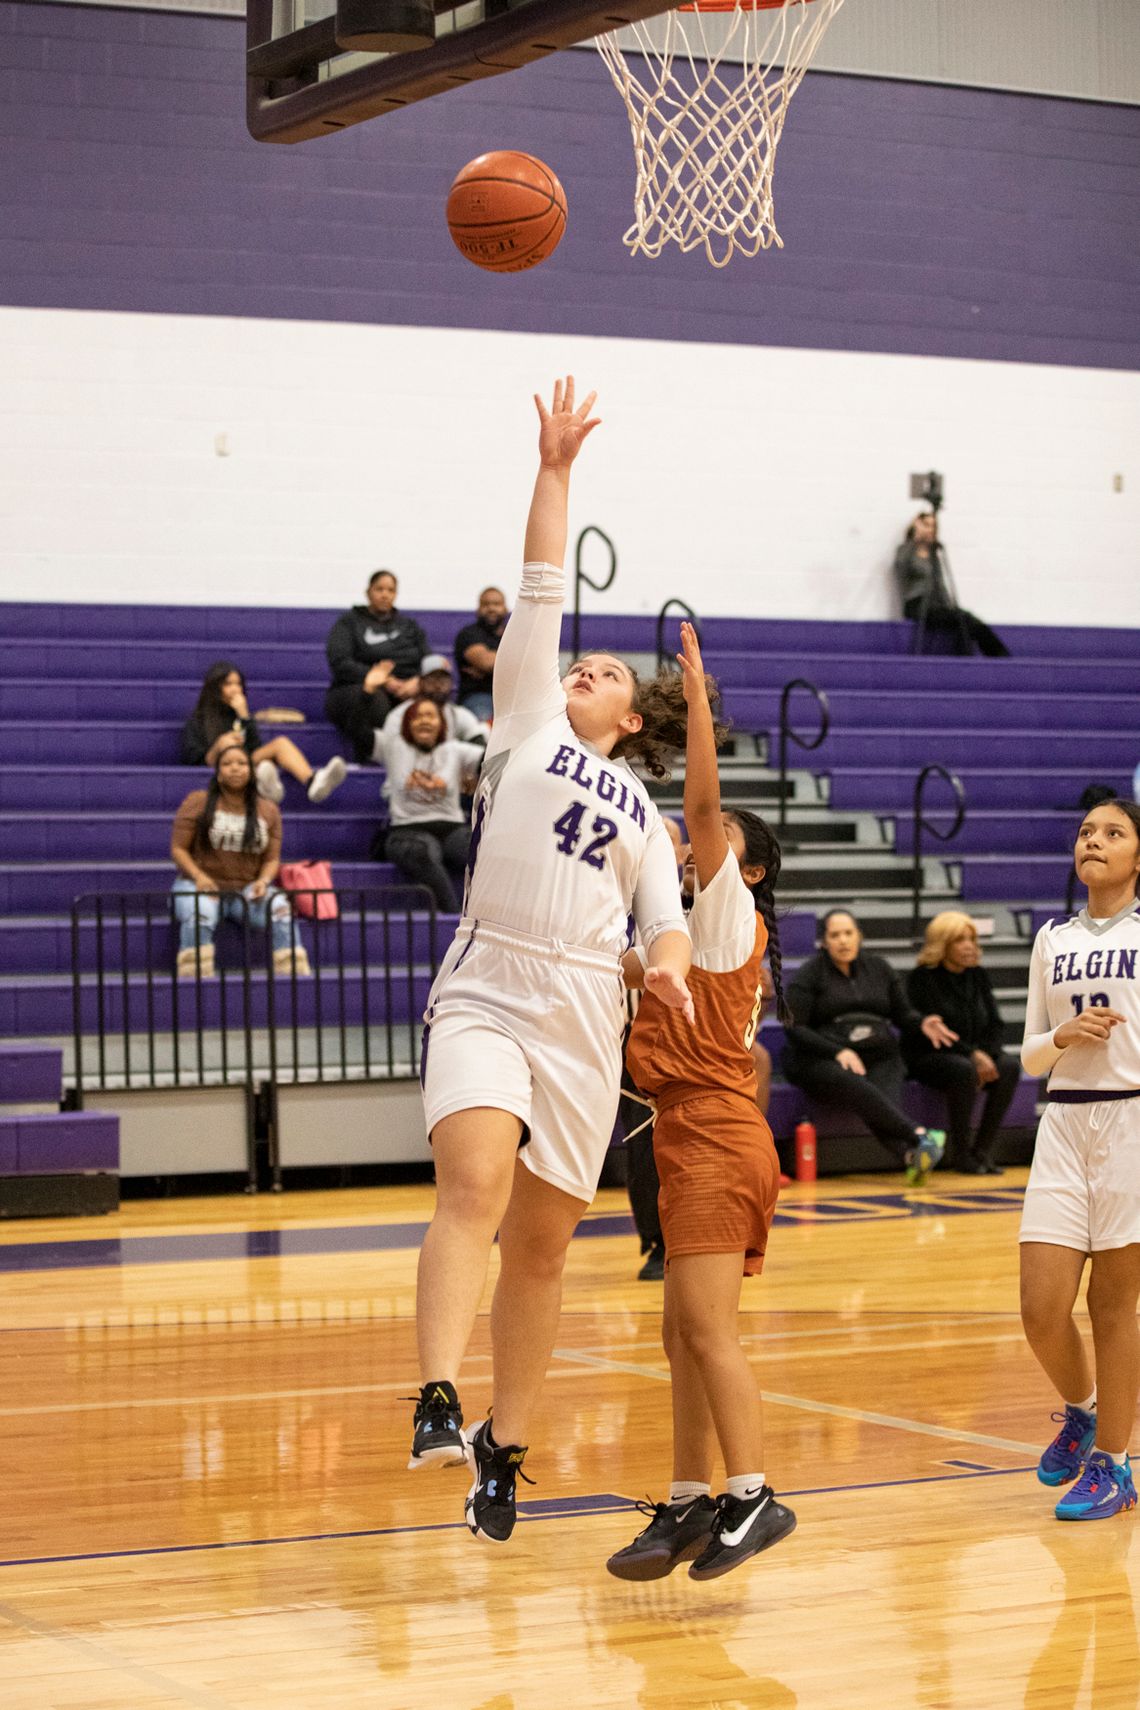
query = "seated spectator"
(893, 512, 1010, 657)
(325, 570, 429, 762)
(381, 654, 490, 744)
(781, 909, 956, 1183)
(181, 661, 346, 805)
(904, 911, 1019, 1175)
(454, 586, 508, 720)
(170, 745, 308, 980)
(372, 698, 484, 912)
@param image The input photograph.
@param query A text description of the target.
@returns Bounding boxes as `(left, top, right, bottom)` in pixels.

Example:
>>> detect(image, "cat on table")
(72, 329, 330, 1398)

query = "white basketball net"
(595, 0, 846, 267)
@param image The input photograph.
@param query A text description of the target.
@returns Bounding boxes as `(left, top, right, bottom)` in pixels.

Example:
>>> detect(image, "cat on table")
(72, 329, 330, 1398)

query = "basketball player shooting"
(408, 377, 695, 1544)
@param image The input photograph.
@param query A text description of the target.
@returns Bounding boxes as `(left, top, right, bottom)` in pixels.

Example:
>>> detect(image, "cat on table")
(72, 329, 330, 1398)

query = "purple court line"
(0, 1466, 1036, 1571)
(0, 1191, 1024, 1276)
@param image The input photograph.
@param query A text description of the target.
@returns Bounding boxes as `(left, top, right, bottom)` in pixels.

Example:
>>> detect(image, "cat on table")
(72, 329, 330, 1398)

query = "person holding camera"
(894, 511, 1010, 658)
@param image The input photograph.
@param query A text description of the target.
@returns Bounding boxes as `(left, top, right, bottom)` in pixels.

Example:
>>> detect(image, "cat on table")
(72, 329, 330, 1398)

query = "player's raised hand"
(644, 965, 696, 1027)
(675, 621, 709, 705)
(534, 376, 600, 469)
(1053, 1007, 1127, 1048)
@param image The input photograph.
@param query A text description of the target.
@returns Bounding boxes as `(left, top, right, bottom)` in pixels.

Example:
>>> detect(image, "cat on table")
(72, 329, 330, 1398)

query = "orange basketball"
(446, 151, 567, 274)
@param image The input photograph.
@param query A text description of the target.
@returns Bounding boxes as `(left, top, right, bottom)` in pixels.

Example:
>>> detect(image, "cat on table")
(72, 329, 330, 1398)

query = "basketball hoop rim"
(679, 0, 816, 13)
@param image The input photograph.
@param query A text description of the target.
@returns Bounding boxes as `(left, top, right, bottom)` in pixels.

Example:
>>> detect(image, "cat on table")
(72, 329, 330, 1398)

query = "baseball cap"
(420, 653, 453, 676)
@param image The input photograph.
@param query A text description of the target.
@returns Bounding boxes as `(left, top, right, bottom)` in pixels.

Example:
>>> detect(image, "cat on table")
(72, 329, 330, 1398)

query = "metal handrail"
(570, 524, 617, 661)
(655, 598, 700, 672)
(68, 884, 440, 1189)
(910, 764, 967, 941)
(777, 678, 830, 832)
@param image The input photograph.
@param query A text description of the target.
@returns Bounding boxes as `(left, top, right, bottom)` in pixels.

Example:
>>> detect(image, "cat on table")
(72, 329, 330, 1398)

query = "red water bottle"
(794, 1121, 817, 1183)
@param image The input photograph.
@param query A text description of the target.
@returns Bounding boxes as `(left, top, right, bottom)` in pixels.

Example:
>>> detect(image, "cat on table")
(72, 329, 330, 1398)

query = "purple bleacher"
(0, 721, 346, 766)
(893, 811, 1082, 856)
(0, 859, 398, 914)
(958, 857, 1072, 902)
(765, 1072, 1039, 1146)
(1, 597, 1136, 1179)
(829, 770, 1132, 813)
(796, 730, 1139, 769)
(0, 968, 438, 1038)
(0, 1044, 63, 1104)
(0, 766, 384, 815)
(0, 910, 453, 976)
(7, 601, 1140, 660)
(4, 1113, 119, 1174)
(0, 809, 383, 862)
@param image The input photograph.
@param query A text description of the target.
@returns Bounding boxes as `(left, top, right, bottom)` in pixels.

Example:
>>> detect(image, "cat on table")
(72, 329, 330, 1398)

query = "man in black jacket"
(324, 571, 429, 762)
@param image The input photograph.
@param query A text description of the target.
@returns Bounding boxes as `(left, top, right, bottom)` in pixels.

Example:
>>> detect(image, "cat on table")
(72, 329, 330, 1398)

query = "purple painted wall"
(1, 1, 1138, 366)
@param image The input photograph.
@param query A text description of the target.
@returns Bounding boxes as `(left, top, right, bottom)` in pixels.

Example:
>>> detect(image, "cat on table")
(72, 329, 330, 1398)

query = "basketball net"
(594, 0, 846, 267)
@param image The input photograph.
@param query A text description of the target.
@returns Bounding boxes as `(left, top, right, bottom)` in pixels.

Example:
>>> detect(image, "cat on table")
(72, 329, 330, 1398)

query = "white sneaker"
(307, 755, 347, 803)
(255, 760, 285, 804)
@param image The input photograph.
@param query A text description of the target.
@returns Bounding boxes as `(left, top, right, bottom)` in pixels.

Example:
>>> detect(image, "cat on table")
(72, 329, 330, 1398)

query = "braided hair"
(725, 809, 792, 1025)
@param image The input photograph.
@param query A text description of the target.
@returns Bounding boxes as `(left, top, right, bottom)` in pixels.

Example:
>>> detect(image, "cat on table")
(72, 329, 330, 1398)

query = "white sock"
(726, 1473, 766, 1501)
(1071, 1390, 1097, 1414)
(669, 1481, 710, 1504)
(1109, 1450, 1129, 1468)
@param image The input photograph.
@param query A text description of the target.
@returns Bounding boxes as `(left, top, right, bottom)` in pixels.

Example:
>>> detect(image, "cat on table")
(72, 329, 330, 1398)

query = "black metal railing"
(69, 885, 441, 1181)
(655, 597, 700, 673)
(776, 678, 830, 832)
(570, 524, 617, 661)
(910, 765, 967, 941)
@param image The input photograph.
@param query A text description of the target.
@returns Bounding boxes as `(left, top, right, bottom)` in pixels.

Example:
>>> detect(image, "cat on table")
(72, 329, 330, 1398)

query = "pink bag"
(278, 860, 338, 919)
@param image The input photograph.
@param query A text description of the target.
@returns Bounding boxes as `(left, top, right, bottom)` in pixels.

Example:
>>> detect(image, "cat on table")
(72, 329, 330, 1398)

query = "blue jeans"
(460, 690, 494, 722)
(171, 877, 297, 954)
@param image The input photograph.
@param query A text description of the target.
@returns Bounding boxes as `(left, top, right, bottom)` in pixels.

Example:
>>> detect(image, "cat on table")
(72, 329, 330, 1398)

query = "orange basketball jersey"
(626, 913, 768, 1109)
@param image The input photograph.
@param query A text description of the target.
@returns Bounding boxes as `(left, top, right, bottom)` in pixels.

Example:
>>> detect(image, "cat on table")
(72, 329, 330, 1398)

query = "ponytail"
(612, 664, 729, 782)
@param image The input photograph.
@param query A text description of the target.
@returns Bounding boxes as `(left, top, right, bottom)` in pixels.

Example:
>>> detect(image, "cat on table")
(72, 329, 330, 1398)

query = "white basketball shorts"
(1020, 1096, 1140, 1253)
(420, 920, 626, 1204)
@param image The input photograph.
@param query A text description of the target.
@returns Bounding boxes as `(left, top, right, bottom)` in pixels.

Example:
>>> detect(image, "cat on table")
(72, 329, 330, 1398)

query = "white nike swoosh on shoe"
(718, 1492, 770, 1548)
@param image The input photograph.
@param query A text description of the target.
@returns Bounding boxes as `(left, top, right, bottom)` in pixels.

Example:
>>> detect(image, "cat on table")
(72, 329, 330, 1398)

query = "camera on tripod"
(909, 470, 945, 512)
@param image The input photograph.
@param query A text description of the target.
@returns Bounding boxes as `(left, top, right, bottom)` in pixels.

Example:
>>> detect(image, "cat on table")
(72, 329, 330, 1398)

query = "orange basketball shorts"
(653, 1090, 781, 1276)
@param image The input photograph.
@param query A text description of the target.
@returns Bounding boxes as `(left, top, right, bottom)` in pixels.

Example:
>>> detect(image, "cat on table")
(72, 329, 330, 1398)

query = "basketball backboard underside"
(247, 0, 677, 143)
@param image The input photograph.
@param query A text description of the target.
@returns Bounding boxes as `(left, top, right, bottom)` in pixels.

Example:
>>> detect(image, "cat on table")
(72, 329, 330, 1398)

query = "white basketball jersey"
(459, 562, 686, 960)
(1022, 903, 1140, 1091)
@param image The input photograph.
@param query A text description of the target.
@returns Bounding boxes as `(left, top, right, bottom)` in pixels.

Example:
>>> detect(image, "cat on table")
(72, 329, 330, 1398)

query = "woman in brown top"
(170, 744, 307, 978)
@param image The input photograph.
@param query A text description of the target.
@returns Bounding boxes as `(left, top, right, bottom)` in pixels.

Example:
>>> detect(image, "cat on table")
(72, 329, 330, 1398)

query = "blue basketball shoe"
(1055, 1451, 1136, 1521)
(905, 1129, 945, 1187)
(1037, 1404, 1097, 1487)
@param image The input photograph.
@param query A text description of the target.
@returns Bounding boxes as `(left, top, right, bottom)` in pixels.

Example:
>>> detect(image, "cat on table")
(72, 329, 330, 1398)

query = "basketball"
(446, 151, 567, 274)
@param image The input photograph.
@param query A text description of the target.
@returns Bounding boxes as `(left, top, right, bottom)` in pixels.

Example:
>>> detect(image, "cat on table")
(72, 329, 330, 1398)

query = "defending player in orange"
(606, 621, 796, 1582)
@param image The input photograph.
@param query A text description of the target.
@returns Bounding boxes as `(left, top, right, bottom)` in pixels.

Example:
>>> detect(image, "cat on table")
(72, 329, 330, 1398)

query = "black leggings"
(385, 820, 470, 913)
(325, 683, 395, 763)
(908, 1049, 1020, 1160)
(904, 599, 1010, 659)
(784, 1049, 917, 1165)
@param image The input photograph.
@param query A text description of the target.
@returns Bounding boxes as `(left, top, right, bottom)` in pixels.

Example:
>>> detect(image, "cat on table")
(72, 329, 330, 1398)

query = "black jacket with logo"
(325, 606, 430, 688)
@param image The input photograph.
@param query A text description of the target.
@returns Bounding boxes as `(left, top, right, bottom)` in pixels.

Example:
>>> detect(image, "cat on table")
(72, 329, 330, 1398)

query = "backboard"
(246, 0, 677, 143)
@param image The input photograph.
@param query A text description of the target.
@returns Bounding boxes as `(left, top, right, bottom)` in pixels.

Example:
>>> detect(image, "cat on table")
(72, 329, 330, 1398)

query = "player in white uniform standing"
(1020, 797, 1140, 1520)
(409, 378, 695, 1543)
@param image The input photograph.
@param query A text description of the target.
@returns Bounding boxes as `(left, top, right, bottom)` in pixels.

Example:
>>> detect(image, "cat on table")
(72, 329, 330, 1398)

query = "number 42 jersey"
(465, 714, 683, 959)
(460, 560, 685, 961)
(1022, 903, 1140, 1092)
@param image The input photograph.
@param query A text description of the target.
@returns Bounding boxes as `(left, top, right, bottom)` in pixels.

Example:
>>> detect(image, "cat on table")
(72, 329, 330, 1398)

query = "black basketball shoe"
(606, 1496, 718, 1580)
(465, 1419, 534, 1543)
(688, 1486, 797, 1581)
(407, 1379, 466, 1470)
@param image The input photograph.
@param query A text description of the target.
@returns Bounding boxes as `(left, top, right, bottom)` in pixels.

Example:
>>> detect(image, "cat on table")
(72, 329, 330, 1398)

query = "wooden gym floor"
(0, 1171, 1136, 1710)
